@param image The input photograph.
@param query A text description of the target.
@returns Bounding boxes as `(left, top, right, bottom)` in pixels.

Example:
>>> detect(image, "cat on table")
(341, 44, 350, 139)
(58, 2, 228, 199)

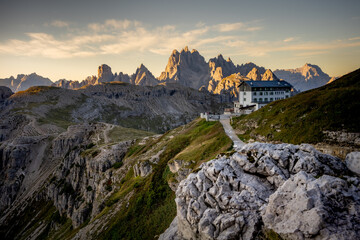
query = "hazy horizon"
(1, 0, 359, 81)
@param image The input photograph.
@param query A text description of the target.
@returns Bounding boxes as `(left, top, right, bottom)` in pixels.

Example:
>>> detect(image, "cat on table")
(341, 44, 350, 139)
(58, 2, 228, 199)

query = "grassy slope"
(232, 68, 360, 144)
(98, 118, 232, 240)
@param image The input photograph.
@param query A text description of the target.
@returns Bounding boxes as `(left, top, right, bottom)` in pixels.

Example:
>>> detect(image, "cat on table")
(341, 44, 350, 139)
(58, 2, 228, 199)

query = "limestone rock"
(47, 123, 133, 227)
(261, 69, 279, 81)
(158, 47, 210, 90)
(212, 73, 248, 100)
(246, 67, 261, 81)
(346, 152, 360, 176)
(262, 171, 360, 240)
(163, 143, 358, 240)
(133, 160, 152, 177)
(96, 64, 114, 84)
(113, 72, 131, 83)
(131, 64, 159, 86)
(238, 62, 266, 76)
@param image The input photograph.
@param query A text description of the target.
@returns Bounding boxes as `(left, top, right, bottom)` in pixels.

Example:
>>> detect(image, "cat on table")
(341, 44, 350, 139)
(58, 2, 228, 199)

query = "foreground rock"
(160, 143, 360, 240)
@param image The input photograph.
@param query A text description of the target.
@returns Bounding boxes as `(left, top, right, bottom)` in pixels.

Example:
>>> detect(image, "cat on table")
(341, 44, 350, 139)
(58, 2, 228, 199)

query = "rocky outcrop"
(160, 143, 359, 240)
(263, 171, 360, 239)
(0, 86, 13, 102)
(133, 160, 153, 177)
(48, 123, 132, 227)
(131, 64, 159, 86)
(158, 47, 210, 90)
(246, 67, 261, 81)
(274, 63, 331, 91)
(238, 62, 266, 76)
(114, 72, 131, 84)
(346, 152, 360, 176)
(207, 55, 242, 93)
(95, 64, 114, 84)
(212, 73, 247, 100)
(323, 130, 360, 147)
(53, 79, 83, 89)
(261, 69, 279, 81)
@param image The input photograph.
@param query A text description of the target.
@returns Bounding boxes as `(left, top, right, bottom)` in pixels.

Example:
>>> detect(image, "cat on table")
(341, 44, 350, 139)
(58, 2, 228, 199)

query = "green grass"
(38, 94, 88, 129)
(14, 86, 59, 96)
(97, 118, 232, 240)
(0, 198, 77, 240)
(232, 68, 360, 145)
(108, 125, 153, 142)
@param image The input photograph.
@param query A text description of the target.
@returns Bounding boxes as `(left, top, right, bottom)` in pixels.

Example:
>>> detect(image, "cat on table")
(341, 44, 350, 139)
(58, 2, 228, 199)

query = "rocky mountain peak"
(96, 64, 114, 84)
(132, 64, 158, 86)
(238, 62, 266, 76)
(171, 49, 179, 56)
(262, 69, 279, 81)
(138, 63, 147, 71)
(15, 73, 52, 92)
(246, 67, 261, 80)
(158, 47, 209, 89)
(274, 63, 331, 91)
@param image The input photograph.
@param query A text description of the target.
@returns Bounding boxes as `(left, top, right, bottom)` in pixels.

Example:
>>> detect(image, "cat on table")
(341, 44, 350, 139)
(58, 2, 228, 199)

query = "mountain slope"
(2, 82, 229, 134)
(274, 63, 331, 91)
(231, 68, 360, 152)
(0, 117, 232, 240)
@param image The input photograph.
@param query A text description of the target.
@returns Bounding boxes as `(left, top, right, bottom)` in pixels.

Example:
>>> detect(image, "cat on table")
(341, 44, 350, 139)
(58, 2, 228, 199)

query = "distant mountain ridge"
(0, 73, 52, 92)
(274, 63, 332, 91)
(0, 47, 333, 94)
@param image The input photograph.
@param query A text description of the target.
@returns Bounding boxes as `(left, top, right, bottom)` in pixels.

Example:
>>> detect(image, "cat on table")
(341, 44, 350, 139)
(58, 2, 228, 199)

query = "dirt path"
(103, 124, 114, 144)
(220, 118, 244, 149)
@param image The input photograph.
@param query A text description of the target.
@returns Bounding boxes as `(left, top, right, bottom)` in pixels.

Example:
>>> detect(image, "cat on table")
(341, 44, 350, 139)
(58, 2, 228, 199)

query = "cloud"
(215, 22, 245, 32)
(214, 22, 262, 32)
(349, 36, 360, 41)
(225, 39, 360, 57)
(1, 18, 359, 60)
(294, 51, 328, 57)
(49, 20, 69, 28)
(88, 19, 141, 32)
(284, 37, 295, 42)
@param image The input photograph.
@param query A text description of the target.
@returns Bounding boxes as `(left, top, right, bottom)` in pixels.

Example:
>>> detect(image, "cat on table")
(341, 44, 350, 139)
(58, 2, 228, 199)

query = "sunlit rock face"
(160, 143, 360, 240)
(158, 46, 210, 90)
(96, 64, 114, 84)
(246, 67, 262, 81)
(261, 69, 279, 81)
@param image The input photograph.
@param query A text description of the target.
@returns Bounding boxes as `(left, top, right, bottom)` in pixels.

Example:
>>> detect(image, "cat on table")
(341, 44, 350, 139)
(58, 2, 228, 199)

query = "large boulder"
(263, 171, 360, 240)
(346, 152, 360, 176)
(160, 143, 360, 240)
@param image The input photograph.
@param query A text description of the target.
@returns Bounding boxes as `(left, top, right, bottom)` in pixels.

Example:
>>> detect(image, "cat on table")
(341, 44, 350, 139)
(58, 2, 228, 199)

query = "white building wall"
(238, 87, 291, 111)
(239, 91, 252, 106)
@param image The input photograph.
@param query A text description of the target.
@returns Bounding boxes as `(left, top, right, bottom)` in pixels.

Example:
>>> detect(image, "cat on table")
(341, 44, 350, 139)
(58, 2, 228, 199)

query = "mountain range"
(0, 47, 334, 95)
(0, 68, 359, 240)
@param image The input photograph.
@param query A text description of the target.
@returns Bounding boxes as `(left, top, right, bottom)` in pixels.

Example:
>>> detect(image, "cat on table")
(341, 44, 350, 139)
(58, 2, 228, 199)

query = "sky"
(0, 0, 359, 81)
